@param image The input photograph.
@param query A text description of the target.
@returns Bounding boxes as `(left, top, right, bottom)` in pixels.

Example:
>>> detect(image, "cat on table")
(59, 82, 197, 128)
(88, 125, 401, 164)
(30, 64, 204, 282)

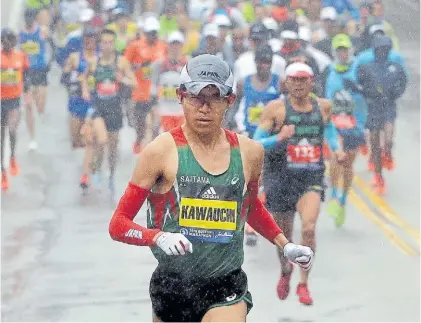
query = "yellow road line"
(353, 176, 421, 245)
(349, 189, 418, 256)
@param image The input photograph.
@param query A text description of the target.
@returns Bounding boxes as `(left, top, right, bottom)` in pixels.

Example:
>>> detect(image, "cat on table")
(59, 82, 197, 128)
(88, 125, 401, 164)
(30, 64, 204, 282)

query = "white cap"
(369, 24, 385, 35)
(320, 7, 338, 21)
(144, 16, 160, 33)
(298, 27, 312, 42)
(281, 30, 298, 40)
(262, 17, 278, 31)
(269, 38, 282, 52)
(103, 0, 117, 11)
(79, 8, 94, 23)
(285, 62, 314, 78)
(212, 14, 231, 27)
(203, 23, 219, 38)
(168, 31, 185, 43)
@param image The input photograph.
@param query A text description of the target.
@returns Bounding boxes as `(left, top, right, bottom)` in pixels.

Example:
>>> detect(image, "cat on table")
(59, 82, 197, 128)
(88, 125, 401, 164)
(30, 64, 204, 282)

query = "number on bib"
(248, 106, 264, 124)
(287, 144, 322, 164)
(1, 69, 18, 85)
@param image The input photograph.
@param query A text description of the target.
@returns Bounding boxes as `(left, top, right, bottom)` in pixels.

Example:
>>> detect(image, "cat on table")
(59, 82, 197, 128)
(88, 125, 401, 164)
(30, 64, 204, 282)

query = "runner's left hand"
(283, 243, 314, 271)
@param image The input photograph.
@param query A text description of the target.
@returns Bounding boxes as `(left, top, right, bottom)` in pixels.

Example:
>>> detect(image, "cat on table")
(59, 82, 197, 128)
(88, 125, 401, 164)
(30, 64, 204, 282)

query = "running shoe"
(382, 153, 395, 171)
(277, 264, 293, 300)
(80, 173, 89, 189)
(1, 171, 9, 191)
(327, 199, 345, 227)
(9, 157, 20, 176)
(296, 283, 313, 305)
(372, 173, 386, 195)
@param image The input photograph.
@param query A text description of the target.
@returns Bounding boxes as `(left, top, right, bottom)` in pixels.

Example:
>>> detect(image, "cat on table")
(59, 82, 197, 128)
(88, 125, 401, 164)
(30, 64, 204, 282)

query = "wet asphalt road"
(1, 1, 420, 321)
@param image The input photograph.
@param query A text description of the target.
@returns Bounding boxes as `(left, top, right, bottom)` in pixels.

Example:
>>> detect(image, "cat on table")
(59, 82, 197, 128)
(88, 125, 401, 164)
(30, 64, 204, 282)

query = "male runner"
(355, 35, 407, 194)
(1, 29, 30, 191)
(61, 28, 97, 149)
(81, 28, 137, 192)
(151, 31, 187, 133)
(324, 34, 366, 225)
(236, 44, 282, 139)
(109, 55, 314, 322)
(61, 27, 98, 188)
(236, 44, 282, 245)
(20, 8, 50, 151)
(253, 62, 344, 305)
(124, 16, 168, 154)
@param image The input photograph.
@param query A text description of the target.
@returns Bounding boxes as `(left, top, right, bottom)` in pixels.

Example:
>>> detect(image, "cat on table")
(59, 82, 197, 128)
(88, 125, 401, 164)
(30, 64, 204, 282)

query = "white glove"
(156, 232, 193, 256)
(283, 243, 314, 271)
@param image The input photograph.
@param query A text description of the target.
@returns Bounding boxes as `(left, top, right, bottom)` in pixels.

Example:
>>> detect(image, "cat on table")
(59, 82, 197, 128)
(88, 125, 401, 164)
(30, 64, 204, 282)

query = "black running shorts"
(149, 267, 253, 322)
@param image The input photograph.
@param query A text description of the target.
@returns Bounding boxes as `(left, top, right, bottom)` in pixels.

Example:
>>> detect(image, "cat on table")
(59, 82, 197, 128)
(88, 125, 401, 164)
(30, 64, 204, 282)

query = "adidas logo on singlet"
(201, 186, 219, 199)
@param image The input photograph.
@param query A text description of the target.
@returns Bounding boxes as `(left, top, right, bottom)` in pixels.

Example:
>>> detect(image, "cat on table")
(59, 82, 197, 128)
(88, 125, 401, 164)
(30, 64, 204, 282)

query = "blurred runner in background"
(20, 8, 51, 151)
(323, 33, 366, 226)
(355, 35, 407, 195)
(124, 16, 167, 154)
(151, 31, 187, 133)
(1, 29, 30, 191)
(81, 28, 137, 192)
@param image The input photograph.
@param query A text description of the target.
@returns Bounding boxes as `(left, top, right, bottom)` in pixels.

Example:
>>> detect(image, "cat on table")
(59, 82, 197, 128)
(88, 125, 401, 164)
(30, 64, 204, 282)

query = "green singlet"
(147, 127, 250, 279)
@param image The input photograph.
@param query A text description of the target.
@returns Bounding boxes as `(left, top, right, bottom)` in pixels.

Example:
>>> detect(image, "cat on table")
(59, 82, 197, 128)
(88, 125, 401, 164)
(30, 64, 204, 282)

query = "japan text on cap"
(179, 54, 234, 96)
(285, 62, 314, 78)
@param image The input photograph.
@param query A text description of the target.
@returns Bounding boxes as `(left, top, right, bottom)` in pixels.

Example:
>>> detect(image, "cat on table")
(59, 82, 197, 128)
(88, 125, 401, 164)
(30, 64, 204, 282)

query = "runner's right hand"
(277, 125, 295, 142)
(155, 232, 193, 256)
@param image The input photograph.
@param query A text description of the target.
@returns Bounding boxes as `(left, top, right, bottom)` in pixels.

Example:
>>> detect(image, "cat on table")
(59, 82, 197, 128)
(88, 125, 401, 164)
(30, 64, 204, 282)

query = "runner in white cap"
(109, 54, 314, 322)
(253, 62, 344, 306)
(151, 31, 187, 133)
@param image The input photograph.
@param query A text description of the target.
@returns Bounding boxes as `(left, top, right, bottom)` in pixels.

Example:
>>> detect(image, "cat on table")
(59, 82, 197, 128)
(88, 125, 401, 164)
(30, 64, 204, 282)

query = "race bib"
(331, 113, 356, 130)
(248, 105, 264, 124)
(87, 75, 96, 92)
(287, 144, 322, 164)
(141, 66, 152, 79)
(159, 86, 177, 101)
(97, 79, 118, 97)
(179, 198, 237, 243)
(1, 69, 18, 85)
(21, 41, 40, 55)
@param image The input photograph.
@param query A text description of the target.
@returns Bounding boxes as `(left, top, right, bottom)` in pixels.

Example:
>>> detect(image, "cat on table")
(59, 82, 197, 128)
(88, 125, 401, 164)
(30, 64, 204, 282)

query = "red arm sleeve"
(109, 182, 161, 246)
(246, 179, 283, 243)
